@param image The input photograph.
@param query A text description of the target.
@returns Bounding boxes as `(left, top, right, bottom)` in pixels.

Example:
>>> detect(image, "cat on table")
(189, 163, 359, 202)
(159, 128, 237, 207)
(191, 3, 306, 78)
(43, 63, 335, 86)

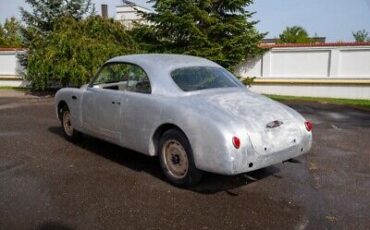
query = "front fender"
(55, 88, 84, 131)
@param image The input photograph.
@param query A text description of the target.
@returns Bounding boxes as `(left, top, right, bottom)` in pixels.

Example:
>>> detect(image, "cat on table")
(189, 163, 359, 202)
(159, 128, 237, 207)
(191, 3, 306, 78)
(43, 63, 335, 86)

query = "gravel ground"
(0, 90, 369, 230)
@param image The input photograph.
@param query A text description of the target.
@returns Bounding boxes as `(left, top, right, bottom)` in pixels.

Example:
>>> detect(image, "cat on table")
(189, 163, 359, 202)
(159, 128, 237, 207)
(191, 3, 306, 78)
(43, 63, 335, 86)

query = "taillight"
(305, 121, 313, 132)
(232, 136, 241, 149)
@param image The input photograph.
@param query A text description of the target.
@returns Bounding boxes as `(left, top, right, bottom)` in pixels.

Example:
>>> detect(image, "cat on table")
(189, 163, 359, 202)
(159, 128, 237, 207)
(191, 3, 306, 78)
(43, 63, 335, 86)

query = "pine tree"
(19, 0, 95, 66)
(132, 0, 265, 70)
(0, 17, 22, 48)
(20, 0, 94, 44)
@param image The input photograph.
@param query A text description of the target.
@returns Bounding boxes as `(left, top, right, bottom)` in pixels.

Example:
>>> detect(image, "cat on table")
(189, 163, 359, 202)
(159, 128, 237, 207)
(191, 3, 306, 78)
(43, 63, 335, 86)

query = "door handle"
(112, 101, 121, 105)
(72, 95, 77, 100)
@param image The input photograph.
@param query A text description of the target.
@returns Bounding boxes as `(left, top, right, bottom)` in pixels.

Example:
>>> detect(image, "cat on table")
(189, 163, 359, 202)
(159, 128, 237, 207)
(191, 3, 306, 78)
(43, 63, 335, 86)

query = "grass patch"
(266, 94, 370, 109)
(0, 86, 27, 91)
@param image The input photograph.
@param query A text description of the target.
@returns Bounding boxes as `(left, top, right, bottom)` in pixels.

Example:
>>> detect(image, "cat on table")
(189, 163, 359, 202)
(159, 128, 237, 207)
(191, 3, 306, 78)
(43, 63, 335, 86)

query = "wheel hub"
(163, 140, 189, 179)
(171, 154, 180, 165)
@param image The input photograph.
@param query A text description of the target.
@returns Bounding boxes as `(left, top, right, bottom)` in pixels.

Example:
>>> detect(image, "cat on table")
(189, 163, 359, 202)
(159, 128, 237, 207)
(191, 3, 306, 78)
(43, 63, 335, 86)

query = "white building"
(114, 1, 151, 29)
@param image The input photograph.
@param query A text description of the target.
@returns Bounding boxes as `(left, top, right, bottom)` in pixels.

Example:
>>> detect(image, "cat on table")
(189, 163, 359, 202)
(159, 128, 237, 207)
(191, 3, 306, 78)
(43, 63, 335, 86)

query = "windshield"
(171, 66, 243, 92)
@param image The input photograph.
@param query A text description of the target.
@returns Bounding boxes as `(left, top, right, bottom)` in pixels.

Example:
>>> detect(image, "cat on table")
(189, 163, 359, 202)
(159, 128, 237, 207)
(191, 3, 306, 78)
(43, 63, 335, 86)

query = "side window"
(126, 65, 151, 94)
(91, 64, 130, 91)
(91, 63, 151, 93)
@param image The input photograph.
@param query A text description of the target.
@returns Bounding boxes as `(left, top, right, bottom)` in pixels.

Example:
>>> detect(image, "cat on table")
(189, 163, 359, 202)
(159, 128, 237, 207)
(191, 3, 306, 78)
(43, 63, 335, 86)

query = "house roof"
(260, 42, 370, 48)
(117, 1, 152, 11)
(262, 37, 326, 44)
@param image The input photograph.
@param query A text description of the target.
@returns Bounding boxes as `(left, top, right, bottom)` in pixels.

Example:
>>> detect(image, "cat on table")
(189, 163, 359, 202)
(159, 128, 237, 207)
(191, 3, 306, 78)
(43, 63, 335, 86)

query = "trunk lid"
(196, 89, 304, 154)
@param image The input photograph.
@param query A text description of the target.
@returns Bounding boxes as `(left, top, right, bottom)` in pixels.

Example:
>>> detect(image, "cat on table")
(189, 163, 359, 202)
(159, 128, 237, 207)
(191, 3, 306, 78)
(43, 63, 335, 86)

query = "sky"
(0, 0, 370, 42)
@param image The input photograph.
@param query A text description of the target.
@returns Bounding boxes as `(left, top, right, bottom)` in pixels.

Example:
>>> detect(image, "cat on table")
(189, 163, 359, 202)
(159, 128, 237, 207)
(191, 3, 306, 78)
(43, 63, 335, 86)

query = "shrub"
(26, 16, 138, 90)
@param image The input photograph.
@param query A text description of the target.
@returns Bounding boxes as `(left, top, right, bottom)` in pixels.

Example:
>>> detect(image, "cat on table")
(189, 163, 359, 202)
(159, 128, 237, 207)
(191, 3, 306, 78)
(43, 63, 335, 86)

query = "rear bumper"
(231, 133, 312, 175)
(201, 132, 312, 175)
(239, 143, 310, 174)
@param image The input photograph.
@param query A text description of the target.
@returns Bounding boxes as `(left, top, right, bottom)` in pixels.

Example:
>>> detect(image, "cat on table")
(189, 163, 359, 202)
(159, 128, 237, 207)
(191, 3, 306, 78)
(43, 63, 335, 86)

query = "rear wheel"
(60, 106, 80, 142)
(159, 129, 202, 187)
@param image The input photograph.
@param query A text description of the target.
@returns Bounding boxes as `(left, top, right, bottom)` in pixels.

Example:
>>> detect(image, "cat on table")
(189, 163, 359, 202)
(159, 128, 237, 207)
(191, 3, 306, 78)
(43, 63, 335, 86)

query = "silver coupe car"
(55, 54, 312, 187)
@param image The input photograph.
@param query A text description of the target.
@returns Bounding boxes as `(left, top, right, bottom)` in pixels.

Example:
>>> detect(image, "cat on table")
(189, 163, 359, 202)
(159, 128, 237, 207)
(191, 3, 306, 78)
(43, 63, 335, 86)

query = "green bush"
(239, 76, 256, 87)
(26, 16, 138, 90)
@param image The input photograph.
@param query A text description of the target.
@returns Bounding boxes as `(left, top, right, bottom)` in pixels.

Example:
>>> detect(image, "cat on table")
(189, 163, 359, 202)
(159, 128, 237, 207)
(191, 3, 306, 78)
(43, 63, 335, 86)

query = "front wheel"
(60, 106, 80, 142)
(159, 129, 202, 187)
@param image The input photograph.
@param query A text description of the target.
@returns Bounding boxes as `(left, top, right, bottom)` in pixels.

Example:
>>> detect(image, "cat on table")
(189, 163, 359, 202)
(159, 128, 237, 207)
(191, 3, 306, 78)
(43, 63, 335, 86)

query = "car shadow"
(191, 166, 280, 195)
(48, 126, 281, 195)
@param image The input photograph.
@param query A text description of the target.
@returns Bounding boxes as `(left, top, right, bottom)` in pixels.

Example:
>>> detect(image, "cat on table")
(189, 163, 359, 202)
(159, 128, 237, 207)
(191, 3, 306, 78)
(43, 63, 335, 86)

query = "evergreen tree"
(132, 0, 265, 70)
(0, 17, 22, 48)
(26, 16, 138, 90)
(19, 0, 95, 66)
(19, 0, 139, 90)
(20, 0, 94, 44)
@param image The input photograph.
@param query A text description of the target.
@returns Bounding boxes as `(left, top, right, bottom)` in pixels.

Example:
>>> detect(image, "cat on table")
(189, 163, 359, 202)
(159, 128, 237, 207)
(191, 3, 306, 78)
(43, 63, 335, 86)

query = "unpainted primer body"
(55, 54, 312, 175)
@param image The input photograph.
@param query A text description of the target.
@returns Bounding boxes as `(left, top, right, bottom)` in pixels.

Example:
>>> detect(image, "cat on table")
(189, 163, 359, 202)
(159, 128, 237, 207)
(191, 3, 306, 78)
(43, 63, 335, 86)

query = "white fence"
(0, 49, 26, 87)
(236, 43, 370, 99)
(1, 44, 370, 99)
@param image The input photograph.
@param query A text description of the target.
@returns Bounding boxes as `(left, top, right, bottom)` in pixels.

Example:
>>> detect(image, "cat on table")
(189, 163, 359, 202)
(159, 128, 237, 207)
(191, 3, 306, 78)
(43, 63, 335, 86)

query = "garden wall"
(236, 42, 370, 99)
(0, 48, 26, 87)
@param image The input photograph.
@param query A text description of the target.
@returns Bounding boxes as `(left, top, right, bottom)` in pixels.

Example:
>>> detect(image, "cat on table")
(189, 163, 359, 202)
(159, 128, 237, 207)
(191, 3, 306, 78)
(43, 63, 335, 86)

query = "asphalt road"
(0, 92, 369, 230)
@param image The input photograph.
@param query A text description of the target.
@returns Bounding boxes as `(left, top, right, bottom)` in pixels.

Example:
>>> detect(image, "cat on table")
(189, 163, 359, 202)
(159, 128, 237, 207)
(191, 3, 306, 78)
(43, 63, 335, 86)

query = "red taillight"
(305, 121, 313, 132)
(232, 136, 241, 149)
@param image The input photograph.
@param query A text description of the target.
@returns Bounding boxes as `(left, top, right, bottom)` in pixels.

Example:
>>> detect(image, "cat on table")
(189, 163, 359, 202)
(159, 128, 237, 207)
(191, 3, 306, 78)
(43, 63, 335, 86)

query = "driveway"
(0, 90, 369, 229)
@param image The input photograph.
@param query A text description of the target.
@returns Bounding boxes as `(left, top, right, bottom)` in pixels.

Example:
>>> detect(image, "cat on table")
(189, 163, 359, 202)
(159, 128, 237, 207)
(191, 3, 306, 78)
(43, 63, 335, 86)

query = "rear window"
(171, 66, 242, 92)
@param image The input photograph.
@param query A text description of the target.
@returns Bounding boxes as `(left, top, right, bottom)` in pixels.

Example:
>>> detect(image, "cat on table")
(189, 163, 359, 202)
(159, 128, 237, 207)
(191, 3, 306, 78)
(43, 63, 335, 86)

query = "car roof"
(106, 54, 221, 96)
(107, 53, 219, 71)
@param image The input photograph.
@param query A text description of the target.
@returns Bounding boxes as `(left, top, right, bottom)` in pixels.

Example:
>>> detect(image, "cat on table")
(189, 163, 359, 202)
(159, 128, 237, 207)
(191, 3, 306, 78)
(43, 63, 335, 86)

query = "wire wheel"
(162, 139, 189, 179)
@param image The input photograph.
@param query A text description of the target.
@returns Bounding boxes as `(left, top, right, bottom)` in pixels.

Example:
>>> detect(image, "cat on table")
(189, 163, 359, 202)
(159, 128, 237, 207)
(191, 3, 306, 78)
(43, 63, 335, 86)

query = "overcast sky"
(1, 0, 370, 42)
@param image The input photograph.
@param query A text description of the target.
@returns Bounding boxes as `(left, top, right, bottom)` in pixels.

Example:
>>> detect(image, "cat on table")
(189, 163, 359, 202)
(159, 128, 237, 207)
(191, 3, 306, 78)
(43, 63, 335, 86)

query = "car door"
(82, 63, 129, 143)
(81, 86, 99, 135)
(119, 64, 160, 153)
